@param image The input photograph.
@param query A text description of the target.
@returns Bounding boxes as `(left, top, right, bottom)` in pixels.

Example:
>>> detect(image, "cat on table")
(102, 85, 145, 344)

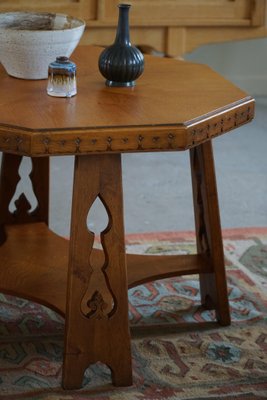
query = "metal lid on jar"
(49, 56, 76, 72)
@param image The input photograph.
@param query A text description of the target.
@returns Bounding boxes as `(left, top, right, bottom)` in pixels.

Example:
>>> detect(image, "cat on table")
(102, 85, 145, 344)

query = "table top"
(0, 46, 254, 156)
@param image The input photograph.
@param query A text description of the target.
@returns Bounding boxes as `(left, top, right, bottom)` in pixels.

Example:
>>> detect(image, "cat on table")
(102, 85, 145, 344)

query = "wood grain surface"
(0, 46, 254, 155)
(0, 45, 255, 388)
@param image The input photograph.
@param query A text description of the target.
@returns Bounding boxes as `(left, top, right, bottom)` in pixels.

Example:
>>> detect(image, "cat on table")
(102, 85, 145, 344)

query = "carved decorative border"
(187, 101, 254, 148)
(0, 100, 254, 156)
(0, 129, 31, 155)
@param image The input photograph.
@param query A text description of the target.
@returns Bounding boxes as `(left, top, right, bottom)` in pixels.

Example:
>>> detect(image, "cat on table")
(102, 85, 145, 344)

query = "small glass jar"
(47, 56, 77, 97)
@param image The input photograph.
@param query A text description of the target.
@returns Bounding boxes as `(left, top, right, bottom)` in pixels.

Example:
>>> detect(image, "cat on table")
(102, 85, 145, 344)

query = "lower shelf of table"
(0, 223, 212, 316)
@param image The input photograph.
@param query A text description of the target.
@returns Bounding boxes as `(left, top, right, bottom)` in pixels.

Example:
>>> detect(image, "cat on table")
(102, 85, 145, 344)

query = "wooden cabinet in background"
(0, 0, 266, 56)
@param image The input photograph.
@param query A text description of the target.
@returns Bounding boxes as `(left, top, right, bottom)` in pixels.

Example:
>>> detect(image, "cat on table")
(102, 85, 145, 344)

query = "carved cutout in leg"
(80, 195, 116, 320)
(190, 141, 230, 326)
(0, 154, 49, 226)
(63, 154, 132, 390)
(0, 154, 22, 227)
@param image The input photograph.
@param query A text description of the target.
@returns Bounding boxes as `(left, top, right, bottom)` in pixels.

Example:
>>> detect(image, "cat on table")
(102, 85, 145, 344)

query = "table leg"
(63, 153, 132, 389)
(0, 154, 49, 239)
(190, 141, 230, 326)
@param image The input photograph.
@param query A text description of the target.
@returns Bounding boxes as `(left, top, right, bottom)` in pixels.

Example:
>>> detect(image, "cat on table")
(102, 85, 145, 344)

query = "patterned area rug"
(1, 228, 267, 400)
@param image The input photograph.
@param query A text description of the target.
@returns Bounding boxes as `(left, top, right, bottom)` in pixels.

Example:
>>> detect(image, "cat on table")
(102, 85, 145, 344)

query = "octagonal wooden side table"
(0, 46, 254, 389)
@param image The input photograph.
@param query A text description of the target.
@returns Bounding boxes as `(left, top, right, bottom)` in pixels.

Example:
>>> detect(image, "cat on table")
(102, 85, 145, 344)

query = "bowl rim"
(0, 11, 85, 32)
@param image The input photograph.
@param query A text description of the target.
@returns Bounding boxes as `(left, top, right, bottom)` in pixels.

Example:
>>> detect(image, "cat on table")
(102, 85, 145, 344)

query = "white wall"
(185, 37, 267, 96)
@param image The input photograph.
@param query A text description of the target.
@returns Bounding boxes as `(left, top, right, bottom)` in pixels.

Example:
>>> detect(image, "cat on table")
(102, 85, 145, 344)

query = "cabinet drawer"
(0, 0, 96, 21)
(98, 0, 260, 26)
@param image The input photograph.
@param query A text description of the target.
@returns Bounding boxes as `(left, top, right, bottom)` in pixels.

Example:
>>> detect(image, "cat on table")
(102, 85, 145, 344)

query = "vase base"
(105, 80, 135, 87)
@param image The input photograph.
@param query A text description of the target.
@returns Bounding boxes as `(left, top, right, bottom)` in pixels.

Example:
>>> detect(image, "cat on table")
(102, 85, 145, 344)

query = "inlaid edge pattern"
(0, 130, 31, 155)
(187, 102, 254, 147)
(0, 100, 255, 156)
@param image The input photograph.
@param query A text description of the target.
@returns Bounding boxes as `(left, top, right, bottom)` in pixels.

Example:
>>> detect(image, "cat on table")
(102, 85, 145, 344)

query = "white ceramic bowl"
(0, 12, 85, 79)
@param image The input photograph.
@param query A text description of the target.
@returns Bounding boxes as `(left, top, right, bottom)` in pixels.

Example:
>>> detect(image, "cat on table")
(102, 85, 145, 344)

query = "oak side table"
(0, 46, 254, 389)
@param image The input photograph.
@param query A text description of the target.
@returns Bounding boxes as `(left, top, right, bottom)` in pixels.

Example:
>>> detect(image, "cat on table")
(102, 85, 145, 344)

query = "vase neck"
(114, 4, 131, 46)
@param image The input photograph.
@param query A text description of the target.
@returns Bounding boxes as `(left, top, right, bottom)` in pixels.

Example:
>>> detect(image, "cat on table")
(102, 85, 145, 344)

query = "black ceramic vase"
(98, 4, 144, 87)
